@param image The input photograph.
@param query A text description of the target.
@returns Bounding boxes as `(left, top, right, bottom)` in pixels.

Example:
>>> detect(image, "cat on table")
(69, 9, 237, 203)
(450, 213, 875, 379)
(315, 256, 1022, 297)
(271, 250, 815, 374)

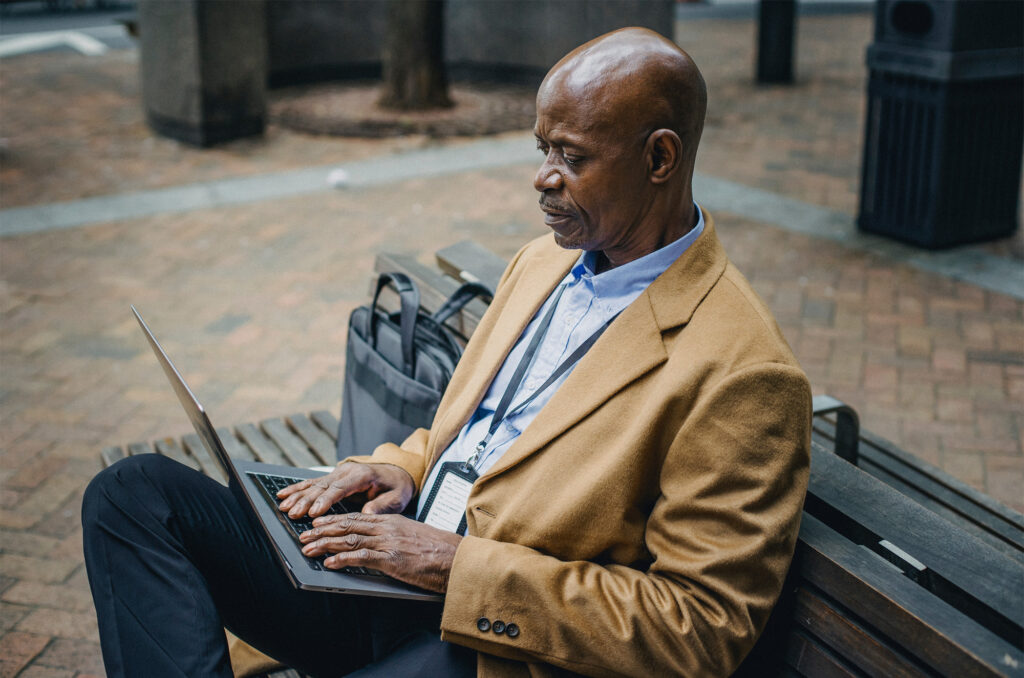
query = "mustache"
(539, 197, 574, 214)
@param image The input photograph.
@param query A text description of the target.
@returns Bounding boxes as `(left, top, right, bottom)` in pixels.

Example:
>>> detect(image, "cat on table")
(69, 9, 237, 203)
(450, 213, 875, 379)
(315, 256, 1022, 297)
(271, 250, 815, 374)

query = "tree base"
(270, 82, 535, 138)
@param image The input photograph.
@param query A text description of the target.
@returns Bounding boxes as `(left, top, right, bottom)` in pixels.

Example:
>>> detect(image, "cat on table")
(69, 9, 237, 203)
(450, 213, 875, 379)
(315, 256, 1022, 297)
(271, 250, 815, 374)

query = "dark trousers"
(81, 454, 477, 678)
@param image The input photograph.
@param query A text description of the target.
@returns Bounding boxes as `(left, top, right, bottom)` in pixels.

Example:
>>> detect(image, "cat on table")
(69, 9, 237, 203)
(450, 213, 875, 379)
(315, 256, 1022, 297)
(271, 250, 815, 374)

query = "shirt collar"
(569, 204, 706, 301)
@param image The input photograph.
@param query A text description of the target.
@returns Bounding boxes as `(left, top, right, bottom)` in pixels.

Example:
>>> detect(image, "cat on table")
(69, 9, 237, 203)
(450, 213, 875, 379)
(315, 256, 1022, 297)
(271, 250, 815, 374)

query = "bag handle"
(431, 282, 494, 325)
(369, 272, 420, 375)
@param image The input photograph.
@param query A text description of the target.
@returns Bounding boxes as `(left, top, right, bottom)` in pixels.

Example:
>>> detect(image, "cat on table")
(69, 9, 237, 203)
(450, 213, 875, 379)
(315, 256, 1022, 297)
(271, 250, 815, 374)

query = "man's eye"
(564, 155, 582, 167)
(536, 142, 548, 154)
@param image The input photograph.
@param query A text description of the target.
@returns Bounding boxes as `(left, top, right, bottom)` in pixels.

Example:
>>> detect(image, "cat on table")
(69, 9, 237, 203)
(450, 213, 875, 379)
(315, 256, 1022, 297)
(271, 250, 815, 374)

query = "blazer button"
(476, 617, 491, 632)
(492, 620, 506, 634)
(506, 623, 520, 638)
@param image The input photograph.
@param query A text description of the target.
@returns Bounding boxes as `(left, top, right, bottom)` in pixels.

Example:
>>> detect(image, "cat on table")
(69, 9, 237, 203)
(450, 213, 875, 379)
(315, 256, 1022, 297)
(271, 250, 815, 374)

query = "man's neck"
(597, 203, 699, 272)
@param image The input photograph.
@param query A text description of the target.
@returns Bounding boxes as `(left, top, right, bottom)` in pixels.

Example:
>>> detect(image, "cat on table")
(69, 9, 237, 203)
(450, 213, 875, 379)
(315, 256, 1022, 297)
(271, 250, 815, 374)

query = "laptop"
(131, 306, 442, 602)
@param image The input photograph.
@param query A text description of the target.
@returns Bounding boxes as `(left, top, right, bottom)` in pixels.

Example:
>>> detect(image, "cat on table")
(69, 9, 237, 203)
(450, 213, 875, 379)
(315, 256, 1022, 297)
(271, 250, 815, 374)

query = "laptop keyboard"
(250, 472, 380, 576)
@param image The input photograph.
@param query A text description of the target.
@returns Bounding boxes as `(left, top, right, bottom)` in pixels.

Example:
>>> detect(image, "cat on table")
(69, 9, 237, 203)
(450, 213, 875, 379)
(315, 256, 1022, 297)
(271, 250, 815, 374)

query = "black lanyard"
(463, 284, 618, 472)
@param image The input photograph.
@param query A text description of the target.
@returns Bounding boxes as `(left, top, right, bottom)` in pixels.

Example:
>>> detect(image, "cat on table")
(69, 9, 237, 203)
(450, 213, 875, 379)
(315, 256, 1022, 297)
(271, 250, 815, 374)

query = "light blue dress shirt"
(417, 207, 705, 517)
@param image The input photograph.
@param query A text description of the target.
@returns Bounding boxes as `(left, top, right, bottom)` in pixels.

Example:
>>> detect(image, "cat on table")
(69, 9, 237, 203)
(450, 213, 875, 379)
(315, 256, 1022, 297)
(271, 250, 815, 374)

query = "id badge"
(417, 461, 478, 535)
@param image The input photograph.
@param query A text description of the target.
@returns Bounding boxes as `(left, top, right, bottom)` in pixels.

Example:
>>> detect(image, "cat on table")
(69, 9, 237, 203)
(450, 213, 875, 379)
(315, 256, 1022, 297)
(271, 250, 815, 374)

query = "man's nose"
(534, 156, 563, 192)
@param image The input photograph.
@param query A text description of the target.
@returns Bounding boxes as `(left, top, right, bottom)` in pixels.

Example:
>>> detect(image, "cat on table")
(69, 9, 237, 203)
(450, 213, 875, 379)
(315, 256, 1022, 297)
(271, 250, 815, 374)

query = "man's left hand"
(299, 513, 461, 593)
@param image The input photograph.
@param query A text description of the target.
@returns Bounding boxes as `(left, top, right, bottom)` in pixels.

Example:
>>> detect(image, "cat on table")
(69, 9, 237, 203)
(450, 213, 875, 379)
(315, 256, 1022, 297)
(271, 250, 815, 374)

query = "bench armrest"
(812, 395, 859, 465)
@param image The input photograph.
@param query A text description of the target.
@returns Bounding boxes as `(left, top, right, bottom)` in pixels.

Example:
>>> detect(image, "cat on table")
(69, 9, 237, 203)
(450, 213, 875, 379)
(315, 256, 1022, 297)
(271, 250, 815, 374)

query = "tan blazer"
(351, 214, 812, 677)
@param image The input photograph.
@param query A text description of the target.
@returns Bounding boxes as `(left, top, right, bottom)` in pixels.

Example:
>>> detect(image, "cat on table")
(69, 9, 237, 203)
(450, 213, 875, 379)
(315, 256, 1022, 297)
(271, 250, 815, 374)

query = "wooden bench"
(101, 240, 1024, 677)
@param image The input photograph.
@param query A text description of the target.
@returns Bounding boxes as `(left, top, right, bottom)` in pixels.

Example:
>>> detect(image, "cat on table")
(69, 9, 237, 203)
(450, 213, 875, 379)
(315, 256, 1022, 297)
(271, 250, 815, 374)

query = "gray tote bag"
(336, 272, 492, 460)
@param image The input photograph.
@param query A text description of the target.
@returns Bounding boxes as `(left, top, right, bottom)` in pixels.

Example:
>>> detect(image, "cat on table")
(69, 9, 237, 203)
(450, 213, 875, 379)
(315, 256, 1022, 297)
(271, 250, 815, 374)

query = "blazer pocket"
(469, 504, 495, 536)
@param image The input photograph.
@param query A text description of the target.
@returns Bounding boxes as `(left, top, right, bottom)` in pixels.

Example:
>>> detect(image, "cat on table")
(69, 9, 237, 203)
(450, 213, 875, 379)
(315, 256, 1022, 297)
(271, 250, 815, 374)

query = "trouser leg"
(82, 454, 379, 678)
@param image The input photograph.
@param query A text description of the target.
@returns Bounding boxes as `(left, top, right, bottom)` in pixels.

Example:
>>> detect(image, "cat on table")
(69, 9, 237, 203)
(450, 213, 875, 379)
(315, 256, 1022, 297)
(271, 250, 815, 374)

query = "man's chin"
(552, 231, 586, 250)
(549, 222, 586, 250)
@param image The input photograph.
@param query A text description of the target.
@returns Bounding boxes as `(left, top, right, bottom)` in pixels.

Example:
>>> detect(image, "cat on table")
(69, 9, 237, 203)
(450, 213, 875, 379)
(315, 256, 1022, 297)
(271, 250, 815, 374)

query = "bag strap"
(431, 282, 494, 325)
(369, 272, 420, 375)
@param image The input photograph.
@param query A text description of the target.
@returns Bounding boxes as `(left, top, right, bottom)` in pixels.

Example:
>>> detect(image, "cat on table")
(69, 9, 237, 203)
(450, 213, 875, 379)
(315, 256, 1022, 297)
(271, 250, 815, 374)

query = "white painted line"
(0, 31, 108, 58)
(63, 32, 109, 56)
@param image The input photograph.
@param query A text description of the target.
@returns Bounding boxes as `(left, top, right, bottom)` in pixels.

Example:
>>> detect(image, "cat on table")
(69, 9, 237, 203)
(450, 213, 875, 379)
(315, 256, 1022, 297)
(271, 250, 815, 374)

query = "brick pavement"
(1, 10, 1022, 677)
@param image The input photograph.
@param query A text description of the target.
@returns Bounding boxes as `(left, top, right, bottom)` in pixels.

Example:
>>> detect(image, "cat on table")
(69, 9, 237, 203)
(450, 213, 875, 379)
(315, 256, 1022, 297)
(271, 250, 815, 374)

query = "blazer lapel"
(479, 213, 729, 482)
(480, 292, 666, 481)
(426, 244, 578, 468)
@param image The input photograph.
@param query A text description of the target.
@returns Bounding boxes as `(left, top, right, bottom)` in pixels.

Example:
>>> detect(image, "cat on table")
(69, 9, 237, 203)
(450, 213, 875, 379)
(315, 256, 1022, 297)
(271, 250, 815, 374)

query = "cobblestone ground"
(1, 12, 1022, 677)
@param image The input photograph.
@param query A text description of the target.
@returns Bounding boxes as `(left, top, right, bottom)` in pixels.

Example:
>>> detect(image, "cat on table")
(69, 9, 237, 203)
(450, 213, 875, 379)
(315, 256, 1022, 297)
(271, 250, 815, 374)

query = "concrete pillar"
(138, 0, 267, 147)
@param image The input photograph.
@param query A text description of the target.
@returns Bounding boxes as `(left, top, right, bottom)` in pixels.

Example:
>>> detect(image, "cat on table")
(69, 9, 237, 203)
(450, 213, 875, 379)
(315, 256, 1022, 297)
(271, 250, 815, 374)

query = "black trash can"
(858, 0, 1023, 248)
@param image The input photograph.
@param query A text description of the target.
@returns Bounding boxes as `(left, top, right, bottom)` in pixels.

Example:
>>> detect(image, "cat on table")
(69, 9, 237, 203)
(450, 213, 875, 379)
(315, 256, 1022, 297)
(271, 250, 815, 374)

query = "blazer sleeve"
(439, 362, 812, 677)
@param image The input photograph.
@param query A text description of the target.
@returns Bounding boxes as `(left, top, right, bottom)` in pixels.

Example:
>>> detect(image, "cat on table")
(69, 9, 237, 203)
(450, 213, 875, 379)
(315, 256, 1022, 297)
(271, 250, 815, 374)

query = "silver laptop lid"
(131, 306, 239, 485)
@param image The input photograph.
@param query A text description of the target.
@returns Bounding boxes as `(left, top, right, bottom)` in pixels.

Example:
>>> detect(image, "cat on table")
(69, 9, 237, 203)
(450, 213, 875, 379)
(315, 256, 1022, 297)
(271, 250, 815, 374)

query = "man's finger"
(301, 532, 385, 557)
(276, 478, 313, 499)
(362, 489, 408, 515)
(304, 513, 387, 540)
(286, 492, 318, 518)
(323, 548, 388, 572)
(307, 479, 362, 518)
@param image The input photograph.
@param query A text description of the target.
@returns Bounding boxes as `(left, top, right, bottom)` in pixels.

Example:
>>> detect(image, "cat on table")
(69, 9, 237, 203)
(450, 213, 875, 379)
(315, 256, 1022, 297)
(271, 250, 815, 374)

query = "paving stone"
(940, 450, 987, 491)
(11, 475, 82, 523)
(0, 556, 78, 585)
(0, 531, 62, 557)
(0, 631, 49, 675)
(932, 348, 967, 373)
(2, 582, 93, 614)
(0, 601, 33, 633)
(0, 511, 40, 530)
(5, 456, 69, 490)
(0, 660, 24, 678)
(33, 638, 104, 676)
(34, 639, 103, 675)
(15, 608, 99, 642)
(16, 665, 75, 678)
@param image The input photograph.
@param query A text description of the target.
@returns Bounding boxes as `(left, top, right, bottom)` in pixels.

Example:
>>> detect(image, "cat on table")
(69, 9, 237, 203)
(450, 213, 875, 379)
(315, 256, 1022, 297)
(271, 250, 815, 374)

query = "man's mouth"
(539, 201, 574, 220)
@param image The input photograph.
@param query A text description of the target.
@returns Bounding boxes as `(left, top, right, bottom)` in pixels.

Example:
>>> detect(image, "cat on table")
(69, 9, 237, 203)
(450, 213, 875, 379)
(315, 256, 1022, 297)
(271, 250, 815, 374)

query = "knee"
(82, 454, 179, 527)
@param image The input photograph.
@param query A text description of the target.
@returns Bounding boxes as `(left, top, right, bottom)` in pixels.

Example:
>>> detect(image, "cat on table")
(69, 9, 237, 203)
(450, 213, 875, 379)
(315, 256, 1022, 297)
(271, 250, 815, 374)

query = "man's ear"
(646, 129, 682, 184)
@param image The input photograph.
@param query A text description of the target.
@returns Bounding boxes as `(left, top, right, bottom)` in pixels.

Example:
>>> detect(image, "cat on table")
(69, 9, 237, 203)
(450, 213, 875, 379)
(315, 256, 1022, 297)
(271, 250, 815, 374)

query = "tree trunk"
(378, 0, 453, 110)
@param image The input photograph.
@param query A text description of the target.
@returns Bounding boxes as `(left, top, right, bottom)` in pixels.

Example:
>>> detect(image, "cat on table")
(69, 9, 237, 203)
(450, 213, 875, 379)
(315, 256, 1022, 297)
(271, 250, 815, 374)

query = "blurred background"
(0, 0, 1021, 675)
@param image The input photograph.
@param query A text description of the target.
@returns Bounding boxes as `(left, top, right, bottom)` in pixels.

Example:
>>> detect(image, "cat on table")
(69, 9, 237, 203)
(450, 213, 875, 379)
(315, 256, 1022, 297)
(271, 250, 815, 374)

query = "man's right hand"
(276, 463, 415, 519)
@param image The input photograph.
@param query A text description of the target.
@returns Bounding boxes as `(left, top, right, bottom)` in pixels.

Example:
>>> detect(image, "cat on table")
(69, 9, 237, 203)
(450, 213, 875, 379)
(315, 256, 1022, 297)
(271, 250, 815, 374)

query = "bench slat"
(235, 423, 289, 466)
(784, 630, 860, 678)
(286, 414, 336, 465)
(217, 426, 256, 461)
(798, 514, 1018, 677)
(100, 446, 126, 468)
(127, 442, 154, 457)
(182, 433, 227, 484)
(792, 587, 926, 677)
(154, 437, 202, 472)
(261, 418, 321, 469)
(435, 240, 506, 292)
(807, 444, 1023, 634)
(310, 411, 340, 445)
(814, 418, 1024, 558)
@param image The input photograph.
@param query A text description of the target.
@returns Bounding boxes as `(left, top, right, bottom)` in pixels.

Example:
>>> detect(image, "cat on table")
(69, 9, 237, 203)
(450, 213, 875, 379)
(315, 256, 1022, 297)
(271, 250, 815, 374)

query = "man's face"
(533, 79, 653, 256)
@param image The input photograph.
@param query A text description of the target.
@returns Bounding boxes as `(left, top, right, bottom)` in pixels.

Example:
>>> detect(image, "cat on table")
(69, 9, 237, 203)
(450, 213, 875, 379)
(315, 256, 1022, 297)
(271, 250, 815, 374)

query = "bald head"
(532, 28, 707, 268)
(540, 27, 707, 164)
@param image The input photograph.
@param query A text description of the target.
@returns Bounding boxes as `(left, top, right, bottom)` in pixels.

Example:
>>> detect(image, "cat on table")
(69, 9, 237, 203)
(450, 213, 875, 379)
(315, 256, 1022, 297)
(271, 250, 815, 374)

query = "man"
(83, 27, 810, 677)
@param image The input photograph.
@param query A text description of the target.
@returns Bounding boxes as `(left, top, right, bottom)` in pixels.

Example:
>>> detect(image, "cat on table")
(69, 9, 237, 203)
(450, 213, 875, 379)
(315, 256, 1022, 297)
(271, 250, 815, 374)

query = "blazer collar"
(433, 211, 729, 481)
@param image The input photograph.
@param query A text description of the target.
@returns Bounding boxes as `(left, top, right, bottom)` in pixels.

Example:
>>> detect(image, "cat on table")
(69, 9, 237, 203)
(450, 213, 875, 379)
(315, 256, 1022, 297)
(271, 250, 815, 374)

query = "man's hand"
(276, 462, 415, 519)
(299, 513, 462, 593)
